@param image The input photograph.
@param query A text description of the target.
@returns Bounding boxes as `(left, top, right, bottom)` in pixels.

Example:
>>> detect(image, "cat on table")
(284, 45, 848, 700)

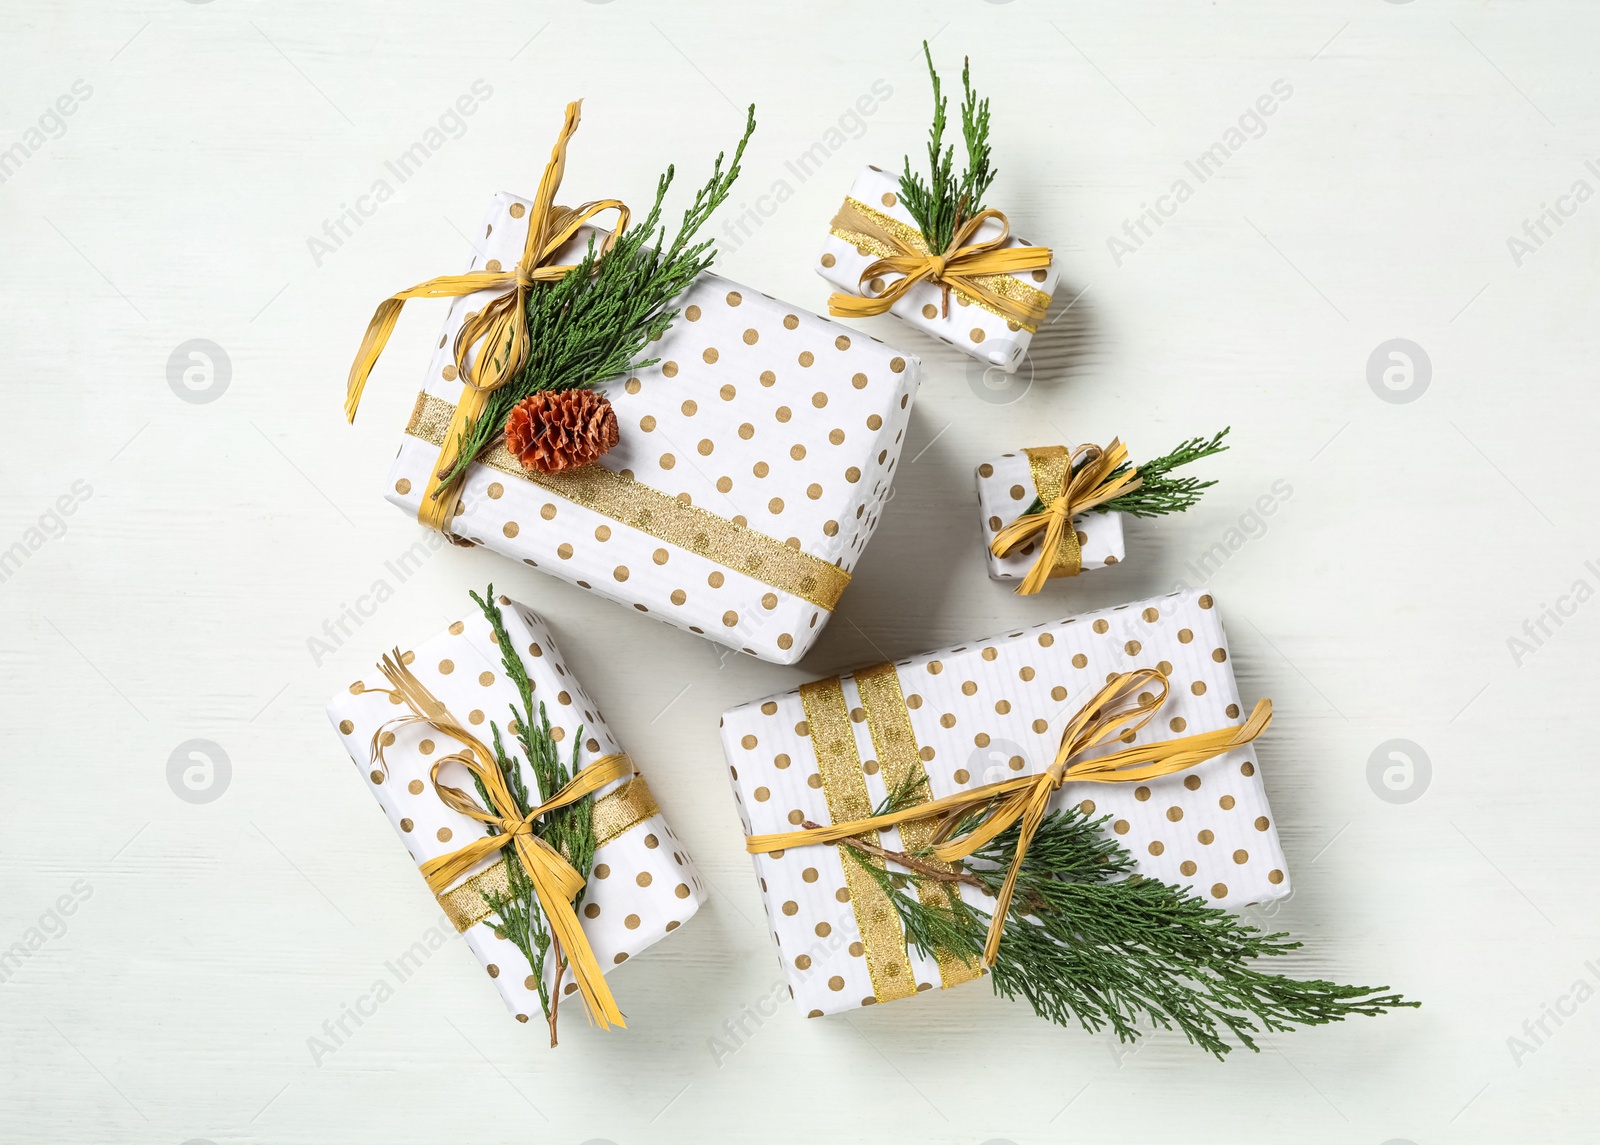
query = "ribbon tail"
(1017, 511, 1067, 596)
(521, 841, 625, 1031)
(346, 297, 407, 422)
(981, 790, 1053, 966)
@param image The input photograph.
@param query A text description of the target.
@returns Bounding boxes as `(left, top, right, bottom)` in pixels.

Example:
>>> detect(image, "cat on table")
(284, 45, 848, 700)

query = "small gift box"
(375, 194, 917, 665)
(977, 449, 1126, 581)
(719, 588, 1288, 1019)
(816, 165, 1057, 372)
(977, 432, 1230, 593)
(327, 591, 704, 1035)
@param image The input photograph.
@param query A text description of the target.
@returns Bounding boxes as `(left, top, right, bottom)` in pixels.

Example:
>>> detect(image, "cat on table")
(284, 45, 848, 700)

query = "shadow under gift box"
(815, 166, 1059, 373)
(718, 588, 1288, 1019)
(976, 450, 1126, 581)
(382, 192, 921, 666)
(327, 595, 704, 1023)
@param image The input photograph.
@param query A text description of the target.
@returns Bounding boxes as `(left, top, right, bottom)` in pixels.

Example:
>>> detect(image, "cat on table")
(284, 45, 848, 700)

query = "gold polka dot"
(1051, 686, 1067, 701)
(890, 357, 906, 372)
(437, 659, 454, 675)
(846, 466, 861, 482)
(584, 903, 600, 919)
(1148, 840, 1164, 856)
(777, 633, 794, 650)
(776, 406, 792, 423)
(661, 360, 679, 377)
(625, 377, 641, 394)
(811, 391, 828, 409)
(1079, 799, 1095, 815)
(441, 364, 458, 381)
(798, 350, 814, 367)
(828, 975, 845, 991)
(1180, 860, 1198, 876)
(399, 817, 413, 832)
(1093, 619, 1110, 635)
(437, 827, 453, 843)
(866, 414, 882, 430)
(1071, 654, 1088, 669)
(624, 914, 640, 930)
(702, 347, 719, 364)
(835, 887, 850, 903)
(1211, 883, 1228, 898)
(760, 370, 776, 386)
(501, 521, 519, 538)
(1113, 819, 1130, 835)
(1125, 640, 1141, 656)
(820, 252, 836, 268)
(540, 503, 557, 520)
(557, 543, 573, 559)
(660, 453, 675, 469)
(1220, 795, 1236, 810)
(1268, 869, 1285, 884)
(722, 610, 739, 627)
(419, 739, 435, 754)
(725, 290, 742, 306)
(769, 497, 784, 514)
(922, 304, 938, 319)
(338, 719, 354, 735)
(595, 863, 610, 878)
(509, 202, 526, 218)
(1134, 786, 1151, 802)
(1241, 761, 1255, 777)
(1184, 775, 1202, 791)
(708, 571, 725, 588)
(1226, 704, 1241, 719)
(970, 328, 985, 344)
(1198, 830, 1215, 845)
(697, 438, 714, 456)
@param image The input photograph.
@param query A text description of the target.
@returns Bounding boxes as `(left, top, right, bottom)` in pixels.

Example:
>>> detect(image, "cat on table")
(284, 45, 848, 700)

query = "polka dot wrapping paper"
(383, 193, 921, 665)
(815, 166, 1059, 374)
(719, 588, 1289, 1019)
(976, 449, 1126, 581)
(327, 595, 705, 1024)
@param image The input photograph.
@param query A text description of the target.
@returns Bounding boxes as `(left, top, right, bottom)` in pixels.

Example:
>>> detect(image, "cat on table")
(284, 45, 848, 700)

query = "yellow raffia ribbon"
(825, 197, 1052, 331)
(344, 100, 630, 534)
(747, 666, 1273, 968)
(989, 441, 1142, 595)
(367, 649, 632, 1032)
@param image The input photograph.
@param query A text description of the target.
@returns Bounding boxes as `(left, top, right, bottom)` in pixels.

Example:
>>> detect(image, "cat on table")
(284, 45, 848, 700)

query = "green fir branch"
(840, 805, 1416, 1058)
(898, 43, 996, 252)
(1023, 428, 1231, 520)
(467, 586, 600, 1032)
(440, 107, 757, 489)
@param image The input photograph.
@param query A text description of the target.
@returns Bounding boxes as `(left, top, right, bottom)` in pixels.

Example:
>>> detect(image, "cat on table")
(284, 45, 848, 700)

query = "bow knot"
(989, 441, 1142, 595)
(343, 102, 630, 534)
(826, 201, 1053, 330)
(745, 665, 1272, 968)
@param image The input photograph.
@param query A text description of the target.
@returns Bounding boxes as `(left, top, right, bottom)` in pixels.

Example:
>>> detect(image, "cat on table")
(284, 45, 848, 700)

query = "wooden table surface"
(3, 2, 1595, 1142)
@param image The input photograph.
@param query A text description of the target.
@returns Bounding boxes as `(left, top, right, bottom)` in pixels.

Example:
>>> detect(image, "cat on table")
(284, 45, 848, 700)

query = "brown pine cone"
(504, 389, 620, 474)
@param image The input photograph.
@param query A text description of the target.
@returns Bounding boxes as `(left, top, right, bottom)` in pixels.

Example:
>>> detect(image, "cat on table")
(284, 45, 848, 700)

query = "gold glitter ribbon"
(989, 442, 1142, 595)
(854, 663, 983, 990)
(406, 392, 852, 612)
(365, 650, 633, 1031)
(798, 676, 919, 1004)
(344, 100, 629, 535)
(751, 668, 1274, 968)
(437, 775, 661, 932)
(826, 197, 1052, 332)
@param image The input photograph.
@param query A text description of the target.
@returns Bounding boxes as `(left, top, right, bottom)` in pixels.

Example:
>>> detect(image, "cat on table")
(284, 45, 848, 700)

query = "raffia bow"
(367, 649, 632, 1032)
(826, 200, 1052, 330)
(343, 100, 630, 535)
(746, 667, 1272, 967)
(989, 441, 1142, 595)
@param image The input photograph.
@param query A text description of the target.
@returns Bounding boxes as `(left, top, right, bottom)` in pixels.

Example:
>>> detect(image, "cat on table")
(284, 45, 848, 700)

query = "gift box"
(379, 193, 920, 666)
(718, 588, 1288, 1018)
(977, 448, 1125, 581)
(815, 166, 1058, 373)
(328, 593, 704, 1024)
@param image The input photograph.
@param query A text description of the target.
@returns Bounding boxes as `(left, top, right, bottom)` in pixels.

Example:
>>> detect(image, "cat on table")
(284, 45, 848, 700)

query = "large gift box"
(328, 593, 704, 1024)
(380, 193, 920, 665)
(976, 448, 1125, 581)
(718, 588, 1288, 1018)
(815, 166, 1058, 373)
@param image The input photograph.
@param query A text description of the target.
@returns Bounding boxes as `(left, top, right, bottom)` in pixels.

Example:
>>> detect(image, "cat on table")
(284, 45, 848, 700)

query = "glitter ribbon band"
(853, 663, 984, 991)
(827, 197, 1052, 332)
(752, 667, 1273, 968)
(344, 100, 630, 535)
(406, 391, 852, 612)
(436, 775, 661, 932)
(798, 676, 920, 1005)
(989, 441, 1142, 595)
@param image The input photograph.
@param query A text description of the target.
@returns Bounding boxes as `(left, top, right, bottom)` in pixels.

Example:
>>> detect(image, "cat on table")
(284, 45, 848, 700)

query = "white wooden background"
(3, 2, 1595, 1142)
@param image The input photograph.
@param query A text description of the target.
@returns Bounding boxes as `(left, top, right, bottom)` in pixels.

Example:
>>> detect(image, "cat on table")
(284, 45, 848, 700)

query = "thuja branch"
(1023, 429, 1231, 520)
(469, 585, 598, 1044)
(898, 42, 995, 253)
(441, 108, 757, 489)
(844, 805, 1416, 1058)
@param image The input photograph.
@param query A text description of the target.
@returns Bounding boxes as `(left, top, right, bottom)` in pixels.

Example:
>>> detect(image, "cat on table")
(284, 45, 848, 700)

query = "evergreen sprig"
(1023, 428, 1231, 520)
(898, 42, 996, 253)
(440, 107, 757, 489)
(468, 586, 596, 1042)
(840, 805, 1416, 1058)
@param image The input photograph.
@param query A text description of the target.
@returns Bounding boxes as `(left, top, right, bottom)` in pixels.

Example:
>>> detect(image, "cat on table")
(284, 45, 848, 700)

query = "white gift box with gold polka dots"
(327, 594, 704, 1023)
(976, 450, 1125, 580)
(815, 166, 1058, 373)
(719, 589, 1288, 1018)
(383, 193, 920, 666)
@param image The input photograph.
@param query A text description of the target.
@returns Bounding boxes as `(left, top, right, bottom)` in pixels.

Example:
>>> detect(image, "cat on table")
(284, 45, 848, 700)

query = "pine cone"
(504, 390, 620, 474)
